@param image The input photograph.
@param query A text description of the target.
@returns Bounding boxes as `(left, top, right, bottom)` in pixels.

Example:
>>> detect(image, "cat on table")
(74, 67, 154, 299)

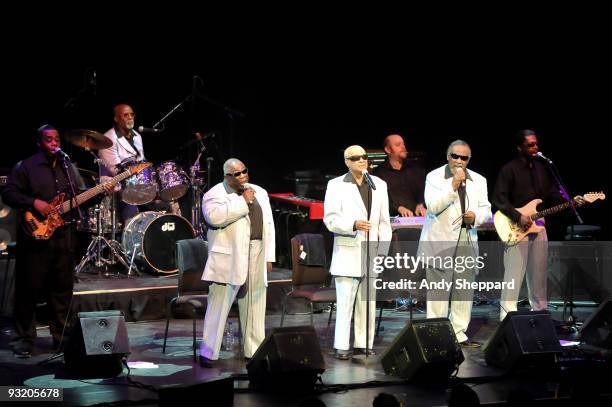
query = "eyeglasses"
(525, 142, 538, 147)
(450, 153, 470, 161)
(346, 154, 369, 162)
(226, 168, 248, 177)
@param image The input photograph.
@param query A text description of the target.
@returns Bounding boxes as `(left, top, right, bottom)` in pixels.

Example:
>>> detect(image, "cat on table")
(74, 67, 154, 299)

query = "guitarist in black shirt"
(493, 129, 580, 321)
(2, 125, 113, 357)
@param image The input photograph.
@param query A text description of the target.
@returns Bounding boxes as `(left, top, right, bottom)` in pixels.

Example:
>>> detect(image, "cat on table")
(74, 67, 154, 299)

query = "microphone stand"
(541, 156, 583, 224)
(39, 155, 82, 367)
(60, 155, 83, 284)
(353, 176, 375, 365)
(540, 155, 583, 329)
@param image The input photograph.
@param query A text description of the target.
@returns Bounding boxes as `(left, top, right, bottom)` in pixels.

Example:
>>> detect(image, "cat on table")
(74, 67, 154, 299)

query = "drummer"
(99, 104, 146, 223)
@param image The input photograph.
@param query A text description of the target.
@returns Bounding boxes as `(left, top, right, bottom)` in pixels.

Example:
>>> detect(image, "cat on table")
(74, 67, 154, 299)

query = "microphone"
(137, 126, 162, 133)
(195, 131, 216, 141)
(456, 167, 466, 188)
(535, 152, 553, 164)
(53, 148, 70, 159)
(91, 70, 96, 96)
(361, 169, 376, 190)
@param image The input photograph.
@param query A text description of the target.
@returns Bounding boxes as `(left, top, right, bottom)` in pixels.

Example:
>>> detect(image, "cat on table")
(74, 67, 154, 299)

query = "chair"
(280, 235, 336, 329)
(162, 238, 210, 362)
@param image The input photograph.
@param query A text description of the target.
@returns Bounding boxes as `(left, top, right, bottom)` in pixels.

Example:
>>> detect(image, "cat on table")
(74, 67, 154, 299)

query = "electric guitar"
(23, 162, 152, 240)
(493, 192, 605, 246)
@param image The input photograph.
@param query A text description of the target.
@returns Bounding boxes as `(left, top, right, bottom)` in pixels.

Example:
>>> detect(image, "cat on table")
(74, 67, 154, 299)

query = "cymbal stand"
(74, 151, 132, 276)
(190, 143, 207, 238)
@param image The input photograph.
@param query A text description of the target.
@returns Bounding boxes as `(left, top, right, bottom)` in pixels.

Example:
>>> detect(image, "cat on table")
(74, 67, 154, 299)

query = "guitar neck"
(531, 199, 575, 220)
(57, 169, 132, 215)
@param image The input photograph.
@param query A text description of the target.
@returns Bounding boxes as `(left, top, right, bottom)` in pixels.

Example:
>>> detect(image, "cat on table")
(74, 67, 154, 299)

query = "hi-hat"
(65, 129, 112, 150)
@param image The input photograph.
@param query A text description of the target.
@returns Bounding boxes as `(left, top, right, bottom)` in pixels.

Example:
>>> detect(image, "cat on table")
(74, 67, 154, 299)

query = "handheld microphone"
(456, 167, 466, 188)
(137, 126, 162, 133)
(535, 151, 553, 164)
(361, 169, 376, 190)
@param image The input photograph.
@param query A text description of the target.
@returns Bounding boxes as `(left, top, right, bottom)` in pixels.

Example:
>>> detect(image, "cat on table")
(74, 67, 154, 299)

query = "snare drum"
(157, 160, 189, 201)
(122, 211, 195, 274)
(119, 159, 158, 205)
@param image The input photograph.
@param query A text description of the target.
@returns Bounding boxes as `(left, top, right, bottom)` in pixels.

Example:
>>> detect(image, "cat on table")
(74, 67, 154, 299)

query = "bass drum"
(122, 211, 195, 274)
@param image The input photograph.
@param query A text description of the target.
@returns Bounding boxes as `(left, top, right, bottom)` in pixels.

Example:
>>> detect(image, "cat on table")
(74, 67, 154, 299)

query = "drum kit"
(67, 129, 206, 276)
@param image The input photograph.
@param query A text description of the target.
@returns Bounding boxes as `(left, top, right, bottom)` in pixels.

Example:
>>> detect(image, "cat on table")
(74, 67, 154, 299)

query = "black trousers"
(13, 227, 75, 347)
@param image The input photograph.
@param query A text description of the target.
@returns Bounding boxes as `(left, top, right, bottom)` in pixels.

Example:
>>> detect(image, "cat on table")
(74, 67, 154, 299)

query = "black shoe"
(353, 348, 376, 356)
(459, 339, 482, 348)
(199, 355, 215, 368)
(13, 345, 32, 358)
(333, 349, 351, 360)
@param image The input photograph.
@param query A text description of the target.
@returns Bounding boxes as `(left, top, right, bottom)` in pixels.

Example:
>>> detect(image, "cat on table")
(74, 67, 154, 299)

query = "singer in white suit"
(98, 104, 145, 222)
(199, 158, 275, 367)
(418, 140, 491, 347)
(324, 145, 392, 360)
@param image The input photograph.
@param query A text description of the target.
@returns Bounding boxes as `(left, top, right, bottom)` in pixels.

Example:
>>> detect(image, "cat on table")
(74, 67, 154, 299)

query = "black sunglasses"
(450, 153, 470, 161)
(226, 168, 248, 177)
(525, 142, 538, 147)
(346, 154, 369, 162)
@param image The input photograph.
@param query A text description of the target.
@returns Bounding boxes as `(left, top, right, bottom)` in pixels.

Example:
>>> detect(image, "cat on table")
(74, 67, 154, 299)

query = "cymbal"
(65, 129, 112, 150)
(77, 167, 99, 179)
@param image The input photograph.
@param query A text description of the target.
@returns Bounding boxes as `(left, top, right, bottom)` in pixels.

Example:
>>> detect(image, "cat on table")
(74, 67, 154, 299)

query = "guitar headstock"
(129, 162, 152, 175)
(581, 191, 606, 204)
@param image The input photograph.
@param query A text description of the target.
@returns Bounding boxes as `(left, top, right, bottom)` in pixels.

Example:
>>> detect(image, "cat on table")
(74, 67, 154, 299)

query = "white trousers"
(499, 228, 548, 321)
(426, 229, 475, 343)
(334, 276, 376, 351)
(200, 240, 266, 360)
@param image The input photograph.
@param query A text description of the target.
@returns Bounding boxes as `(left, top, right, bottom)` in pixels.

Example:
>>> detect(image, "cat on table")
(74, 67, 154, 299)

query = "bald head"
(223, 158, 245, 175)
(344, 145, 366, 159)
(113, 104, 135, 132)
(344, 145, 369, 175)
(383, 134, 407, 161)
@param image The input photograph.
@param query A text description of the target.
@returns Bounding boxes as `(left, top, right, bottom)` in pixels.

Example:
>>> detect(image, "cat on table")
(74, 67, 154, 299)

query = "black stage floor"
(1, 272, 611, 406)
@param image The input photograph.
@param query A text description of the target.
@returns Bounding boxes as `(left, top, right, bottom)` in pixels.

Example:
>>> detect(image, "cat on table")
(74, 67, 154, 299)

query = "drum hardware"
(126, 243, 141, 277)
(190, 143, 208, 238)
(69, 138, 133, 276)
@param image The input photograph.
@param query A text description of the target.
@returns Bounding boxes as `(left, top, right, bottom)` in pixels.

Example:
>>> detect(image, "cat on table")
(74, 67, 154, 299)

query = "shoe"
(13, 345, 32, 358)
(353, 348, 376, 356)
(333, 349, 351, 360)
(198, 355, 216, 368)
(459, 339, 482, 348)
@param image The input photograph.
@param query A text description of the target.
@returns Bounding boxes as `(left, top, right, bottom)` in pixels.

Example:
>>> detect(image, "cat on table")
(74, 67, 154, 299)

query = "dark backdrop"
(2, 27, 609, 239)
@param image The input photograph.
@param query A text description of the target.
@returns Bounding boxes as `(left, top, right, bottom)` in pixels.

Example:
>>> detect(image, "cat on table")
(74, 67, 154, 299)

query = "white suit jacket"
(324, 173, 392, 278)
(202, 181, 275, 286)
(98, 128, 145, 177)
(418, 165, 491, 259)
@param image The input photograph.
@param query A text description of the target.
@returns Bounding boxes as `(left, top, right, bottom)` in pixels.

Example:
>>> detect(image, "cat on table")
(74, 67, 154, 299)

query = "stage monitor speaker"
(484, 310, 561, 369)
(0, 196, 17, 251)
(158, 374, 234, 406)
(64, 310, 130, 377)
(580, 299, 612, 350)
(246, 325, 325, 392)
(381, 317, 464, 382)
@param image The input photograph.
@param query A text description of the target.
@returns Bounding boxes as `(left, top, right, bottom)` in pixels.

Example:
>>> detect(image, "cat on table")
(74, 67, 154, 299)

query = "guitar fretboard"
(531, 200, 575, 220)
(57, 169, 133, 215)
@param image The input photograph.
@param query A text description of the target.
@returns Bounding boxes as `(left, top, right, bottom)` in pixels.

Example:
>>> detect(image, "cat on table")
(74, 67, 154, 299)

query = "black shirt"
(373, 159, 425, 215)
(2, 151, 86, 215)
(248, 197, 264, 240)
(343, 173, 372, 215)
(493, 155, 564, 223)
